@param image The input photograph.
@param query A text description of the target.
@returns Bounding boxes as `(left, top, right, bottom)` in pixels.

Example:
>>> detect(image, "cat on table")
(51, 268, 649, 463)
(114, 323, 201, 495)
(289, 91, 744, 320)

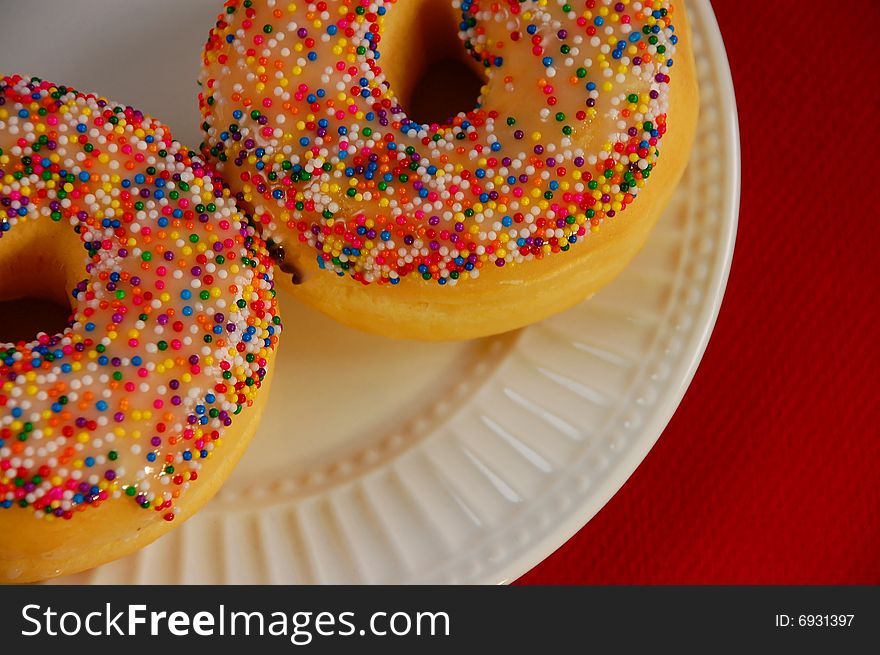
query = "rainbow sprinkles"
(199, 0, 677, 285)
(0, 75, 281, 521)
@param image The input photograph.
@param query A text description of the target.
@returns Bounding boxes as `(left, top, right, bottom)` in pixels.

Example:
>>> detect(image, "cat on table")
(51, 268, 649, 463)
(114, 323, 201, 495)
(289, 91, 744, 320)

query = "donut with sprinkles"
(200, 0, 698, 339)
(0, 75, 281, 582)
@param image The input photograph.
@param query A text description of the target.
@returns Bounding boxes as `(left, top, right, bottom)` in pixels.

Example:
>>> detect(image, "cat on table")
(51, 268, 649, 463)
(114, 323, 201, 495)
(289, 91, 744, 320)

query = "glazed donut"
(0, 75, 281, 582)
(199, 0, 698, 340)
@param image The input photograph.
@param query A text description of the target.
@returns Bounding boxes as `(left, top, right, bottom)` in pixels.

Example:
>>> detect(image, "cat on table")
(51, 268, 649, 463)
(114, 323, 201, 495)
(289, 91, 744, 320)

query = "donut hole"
(381, 1, 487, 126)
(0, 297, 72, 343)
(408, 58, 486, 126)
(0, 222, 83, 344)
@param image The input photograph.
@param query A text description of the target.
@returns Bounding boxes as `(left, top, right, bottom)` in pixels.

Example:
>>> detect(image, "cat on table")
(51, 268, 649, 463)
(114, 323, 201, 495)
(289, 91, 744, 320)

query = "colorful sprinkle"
(0, 75, 281, 521)
(200, 0, 677, 285)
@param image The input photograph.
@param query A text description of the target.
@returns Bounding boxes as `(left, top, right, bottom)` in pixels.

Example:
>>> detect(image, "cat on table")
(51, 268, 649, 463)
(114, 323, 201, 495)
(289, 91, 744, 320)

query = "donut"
(199, 0, 698, 340)
(0, 75, 281, 582)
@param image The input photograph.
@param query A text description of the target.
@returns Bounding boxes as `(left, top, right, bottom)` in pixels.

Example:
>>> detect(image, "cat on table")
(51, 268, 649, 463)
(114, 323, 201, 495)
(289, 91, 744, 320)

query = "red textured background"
(515, 0, 880, 584)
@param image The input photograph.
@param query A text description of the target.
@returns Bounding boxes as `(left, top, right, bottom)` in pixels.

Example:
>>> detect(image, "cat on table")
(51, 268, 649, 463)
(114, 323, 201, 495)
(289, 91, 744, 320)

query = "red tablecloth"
(516, 0, 880, 585)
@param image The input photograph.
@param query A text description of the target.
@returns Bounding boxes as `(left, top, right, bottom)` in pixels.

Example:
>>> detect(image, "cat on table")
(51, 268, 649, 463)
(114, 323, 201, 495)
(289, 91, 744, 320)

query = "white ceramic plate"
(0, 0, 739, 584)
